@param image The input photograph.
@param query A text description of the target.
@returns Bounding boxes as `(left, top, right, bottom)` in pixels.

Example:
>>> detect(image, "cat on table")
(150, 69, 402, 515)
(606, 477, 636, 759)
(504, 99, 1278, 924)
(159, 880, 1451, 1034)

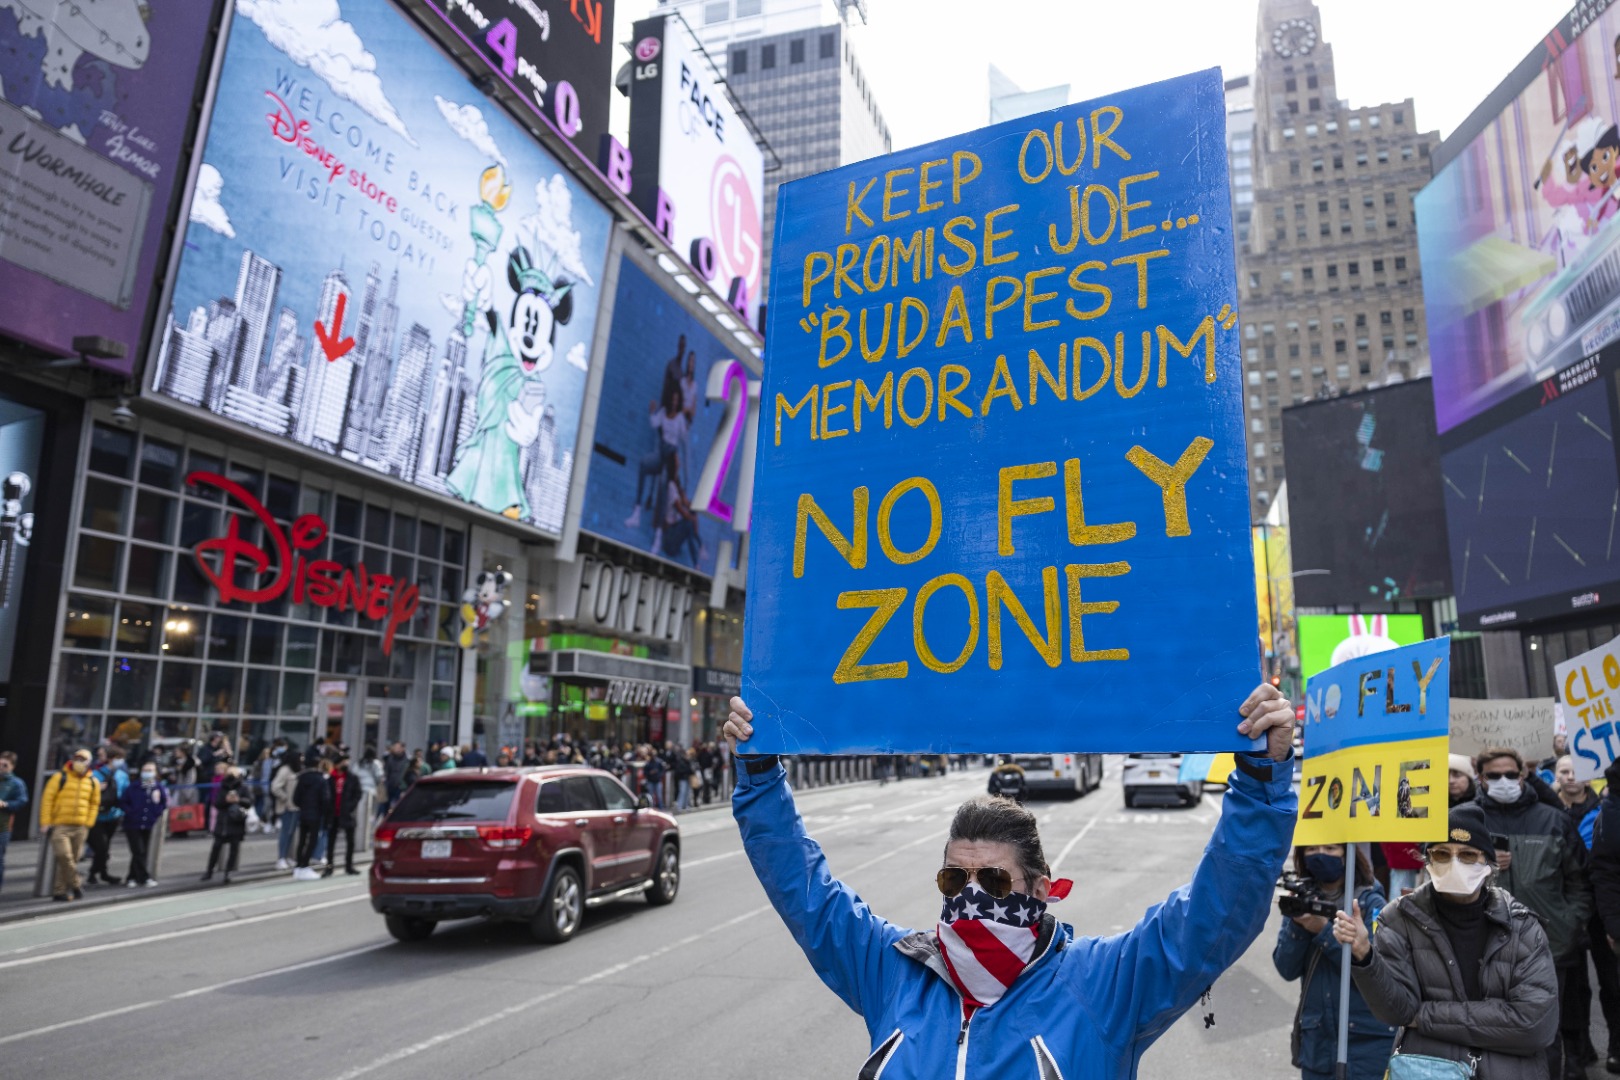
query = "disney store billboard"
(149, 0, 612, 538)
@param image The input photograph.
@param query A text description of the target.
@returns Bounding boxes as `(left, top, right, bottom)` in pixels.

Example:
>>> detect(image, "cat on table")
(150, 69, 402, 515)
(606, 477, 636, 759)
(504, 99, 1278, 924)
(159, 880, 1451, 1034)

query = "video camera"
(1276, 873, 1340, 920)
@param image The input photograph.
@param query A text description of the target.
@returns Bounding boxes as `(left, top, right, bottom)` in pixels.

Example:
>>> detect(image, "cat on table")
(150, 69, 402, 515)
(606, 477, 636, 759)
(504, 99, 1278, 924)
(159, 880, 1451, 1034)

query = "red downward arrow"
(315, 293, 356, 362)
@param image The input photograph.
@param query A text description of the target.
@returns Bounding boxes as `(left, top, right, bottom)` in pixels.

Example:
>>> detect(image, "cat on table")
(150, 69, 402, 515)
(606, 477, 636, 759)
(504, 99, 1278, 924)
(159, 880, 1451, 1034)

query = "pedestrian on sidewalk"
(87, 748, 128, 886)
(41, 749, 99, 901)
(272, 750, 301, 870)
(292, 754, 331, 881)
(0, 751, 28, 892)
(1273, 844, 1394, 1080)
(356, 746, 383, 822)
(203, 766, 250, 883)
(324, 754, 361, 877)
(1334, 803, 1558, 1080)
(381, 741, 409, 818)
(120, 761, 167, 887)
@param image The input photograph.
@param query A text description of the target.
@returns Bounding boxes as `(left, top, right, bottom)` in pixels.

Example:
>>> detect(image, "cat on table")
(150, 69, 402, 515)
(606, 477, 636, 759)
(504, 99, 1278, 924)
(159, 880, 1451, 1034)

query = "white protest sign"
(1448, 698, 1558, 760)
(1555, 636, 1620, 782)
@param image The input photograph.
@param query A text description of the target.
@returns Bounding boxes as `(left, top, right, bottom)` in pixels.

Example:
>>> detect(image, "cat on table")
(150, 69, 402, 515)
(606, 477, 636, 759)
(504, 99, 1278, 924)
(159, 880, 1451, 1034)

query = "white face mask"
(1431, 858, 1493, 896)
(1485, 777, 1522, 803)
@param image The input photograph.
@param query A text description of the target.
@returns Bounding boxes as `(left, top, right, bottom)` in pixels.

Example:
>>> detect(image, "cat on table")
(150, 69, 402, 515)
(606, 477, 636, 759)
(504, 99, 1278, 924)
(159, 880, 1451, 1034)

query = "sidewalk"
(0, 825, 369, 924)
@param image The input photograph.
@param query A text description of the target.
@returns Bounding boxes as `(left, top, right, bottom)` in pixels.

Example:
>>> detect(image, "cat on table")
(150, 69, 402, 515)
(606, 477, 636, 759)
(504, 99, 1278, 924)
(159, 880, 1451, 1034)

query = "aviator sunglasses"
(936, 865, 1017, 899)
(1426, 848, 1488, 866)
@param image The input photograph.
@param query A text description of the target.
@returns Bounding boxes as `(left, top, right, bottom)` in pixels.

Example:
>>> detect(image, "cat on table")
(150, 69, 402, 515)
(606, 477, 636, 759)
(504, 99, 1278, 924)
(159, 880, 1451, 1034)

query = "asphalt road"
(0, 762, 1586, 1079)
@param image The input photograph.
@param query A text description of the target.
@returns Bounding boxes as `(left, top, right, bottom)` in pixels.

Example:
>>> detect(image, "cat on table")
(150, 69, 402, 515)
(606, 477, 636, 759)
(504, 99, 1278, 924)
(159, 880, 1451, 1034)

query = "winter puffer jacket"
(1349, 885, 1558, 1080)
(733, 751, 1297, 1080)
(293, 768, 331, 825)
(40, 769, 101, 829)
(1272, 884, 1397, 1076)
(1474, 786, 1591, 961)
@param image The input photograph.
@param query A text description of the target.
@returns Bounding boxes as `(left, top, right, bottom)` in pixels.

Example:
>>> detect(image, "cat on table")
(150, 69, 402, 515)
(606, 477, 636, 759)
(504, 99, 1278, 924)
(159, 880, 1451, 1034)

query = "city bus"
(1009, 753, 1105, 798)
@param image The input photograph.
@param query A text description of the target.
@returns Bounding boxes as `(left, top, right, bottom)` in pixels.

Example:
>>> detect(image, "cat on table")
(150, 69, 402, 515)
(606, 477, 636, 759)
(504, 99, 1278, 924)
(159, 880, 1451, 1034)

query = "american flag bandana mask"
(936, 882, 1046, 1008)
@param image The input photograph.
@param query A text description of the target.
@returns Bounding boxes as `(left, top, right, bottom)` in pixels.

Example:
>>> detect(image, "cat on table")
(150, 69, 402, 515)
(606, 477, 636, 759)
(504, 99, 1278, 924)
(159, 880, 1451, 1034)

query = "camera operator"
(1274, 843, 1395, 1080)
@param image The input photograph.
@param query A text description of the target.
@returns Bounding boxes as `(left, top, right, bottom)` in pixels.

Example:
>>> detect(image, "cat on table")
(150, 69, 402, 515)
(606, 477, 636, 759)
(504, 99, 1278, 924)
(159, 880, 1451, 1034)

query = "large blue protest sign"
(1296, 638, 1450, 845)
(740, 69, 1258, 753)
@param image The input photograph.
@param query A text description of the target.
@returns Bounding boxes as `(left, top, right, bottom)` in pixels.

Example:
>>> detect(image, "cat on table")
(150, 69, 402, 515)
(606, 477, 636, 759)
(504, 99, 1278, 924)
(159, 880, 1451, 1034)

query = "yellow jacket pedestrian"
(40, 766, 101, 828)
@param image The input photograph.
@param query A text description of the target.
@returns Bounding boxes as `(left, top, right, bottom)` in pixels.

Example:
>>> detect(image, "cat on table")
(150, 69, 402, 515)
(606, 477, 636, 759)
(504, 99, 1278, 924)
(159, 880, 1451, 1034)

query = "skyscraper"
(1238, 0, 1438, 517)
(380, 323, 434, 480)
(987, 64, 1068, 125)
(296, 268, 354, 452)
(654, 0, 892, 288)
(232, 251, 281, 393)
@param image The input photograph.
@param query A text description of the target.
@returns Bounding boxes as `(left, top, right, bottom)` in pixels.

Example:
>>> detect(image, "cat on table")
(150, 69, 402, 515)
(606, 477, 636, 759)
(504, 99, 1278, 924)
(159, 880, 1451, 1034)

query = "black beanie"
(1424, 803, 1495, 860)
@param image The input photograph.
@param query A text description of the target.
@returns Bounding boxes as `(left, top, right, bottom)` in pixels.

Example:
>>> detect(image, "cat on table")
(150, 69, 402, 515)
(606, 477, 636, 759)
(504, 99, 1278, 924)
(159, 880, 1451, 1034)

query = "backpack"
(97, 769, 119, 813)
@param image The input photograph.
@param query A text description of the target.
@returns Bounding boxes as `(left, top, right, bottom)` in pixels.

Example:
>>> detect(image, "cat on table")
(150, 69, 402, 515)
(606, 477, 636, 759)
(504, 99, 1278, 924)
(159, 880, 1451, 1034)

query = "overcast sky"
(616, 0, 1573, 150)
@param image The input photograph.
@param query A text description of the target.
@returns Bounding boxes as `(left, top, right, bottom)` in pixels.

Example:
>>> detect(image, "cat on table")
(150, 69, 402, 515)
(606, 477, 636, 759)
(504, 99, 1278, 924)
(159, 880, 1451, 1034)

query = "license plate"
(1053, 770, 1062, 778)
(421, 840, 452, 859)
(1147, 771, 1162, 779)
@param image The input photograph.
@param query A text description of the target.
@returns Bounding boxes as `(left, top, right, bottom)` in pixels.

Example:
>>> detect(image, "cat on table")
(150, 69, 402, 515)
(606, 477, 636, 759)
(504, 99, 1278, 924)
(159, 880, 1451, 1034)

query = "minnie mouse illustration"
(446, 243, 573, 521)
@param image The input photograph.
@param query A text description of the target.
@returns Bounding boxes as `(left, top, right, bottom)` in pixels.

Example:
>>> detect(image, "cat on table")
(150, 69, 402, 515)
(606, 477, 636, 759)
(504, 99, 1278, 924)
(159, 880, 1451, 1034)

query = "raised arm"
(1068, 685, 1298, 1046)
(726, 699, 911, 1020)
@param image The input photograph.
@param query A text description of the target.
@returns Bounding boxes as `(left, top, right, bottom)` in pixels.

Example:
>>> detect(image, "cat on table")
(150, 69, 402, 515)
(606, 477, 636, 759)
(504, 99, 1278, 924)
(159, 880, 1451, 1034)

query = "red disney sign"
(188, 472, 420, 655)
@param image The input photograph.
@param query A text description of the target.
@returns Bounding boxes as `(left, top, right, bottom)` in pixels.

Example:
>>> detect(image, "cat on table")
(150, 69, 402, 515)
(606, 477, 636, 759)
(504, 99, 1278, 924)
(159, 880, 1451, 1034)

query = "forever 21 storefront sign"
(559, 553, 693, 644)
(188, 473, 420, 654)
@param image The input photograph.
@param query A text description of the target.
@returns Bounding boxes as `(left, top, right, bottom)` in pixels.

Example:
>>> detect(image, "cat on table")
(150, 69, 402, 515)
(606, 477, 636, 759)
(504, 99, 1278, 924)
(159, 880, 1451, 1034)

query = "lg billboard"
(628, 14, 765, 330)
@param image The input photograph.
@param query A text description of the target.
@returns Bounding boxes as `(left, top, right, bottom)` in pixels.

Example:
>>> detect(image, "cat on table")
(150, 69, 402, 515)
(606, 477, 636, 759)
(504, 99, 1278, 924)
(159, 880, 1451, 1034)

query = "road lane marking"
(1052, 805, 1111, 875)
(0, 942, 388, 1045)
(324, 824, 948, 1080)
(0, 892, 368, 971)
(0, 881, 358, 956)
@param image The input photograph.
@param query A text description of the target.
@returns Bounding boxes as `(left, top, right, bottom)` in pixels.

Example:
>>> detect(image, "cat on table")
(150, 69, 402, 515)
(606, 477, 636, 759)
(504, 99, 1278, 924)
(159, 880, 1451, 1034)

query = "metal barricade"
(31, 826, 52, 898)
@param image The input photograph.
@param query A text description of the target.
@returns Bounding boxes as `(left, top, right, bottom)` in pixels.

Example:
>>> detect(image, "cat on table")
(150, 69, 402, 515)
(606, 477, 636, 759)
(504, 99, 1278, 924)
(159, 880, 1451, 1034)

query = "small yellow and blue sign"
(1295, 637, 1451, 846)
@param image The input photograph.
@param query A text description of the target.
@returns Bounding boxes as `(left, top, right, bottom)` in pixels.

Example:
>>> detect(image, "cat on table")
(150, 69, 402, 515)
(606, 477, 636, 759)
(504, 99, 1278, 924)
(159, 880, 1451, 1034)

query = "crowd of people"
(0, 730, 748, 898)
(1277, 735, 1620, 1080)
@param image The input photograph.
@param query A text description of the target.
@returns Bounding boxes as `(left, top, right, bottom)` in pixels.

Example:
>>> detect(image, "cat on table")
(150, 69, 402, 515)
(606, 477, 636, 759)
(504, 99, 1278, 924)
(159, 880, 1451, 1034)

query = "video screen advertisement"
(1438, 348, 1620, 629)
(0, 0, 223, 375)
(1297, 613, 1425, 680)
(580, 255, 752, 578)
(419, 0, 616, 159)
(627, 14, 765, 329)
(1417, 4, 1620, 433)
(148, 0, 613, 538)
(1281, 380, 1452, 608)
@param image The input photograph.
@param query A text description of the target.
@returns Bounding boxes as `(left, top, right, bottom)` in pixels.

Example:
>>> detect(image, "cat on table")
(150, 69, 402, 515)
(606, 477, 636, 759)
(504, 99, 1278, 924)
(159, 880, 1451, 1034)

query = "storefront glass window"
(140, 438, 182, 489)
(88, 425, 133, 478)
(63, 595, 114, 650)
(53, 421, 469, 766)
(74, 535, 122, 591)
(82, 478, 128, 533)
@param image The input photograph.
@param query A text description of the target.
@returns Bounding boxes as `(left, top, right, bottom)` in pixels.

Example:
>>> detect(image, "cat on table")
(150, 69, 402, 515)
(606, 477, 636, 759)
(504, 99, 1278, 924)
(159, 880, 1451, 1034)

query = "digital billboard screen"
(149, 0, 613, 538)
(0, 0, 222, 375)
(1440, 357, 1620, 629)
(628, 14, 764, 328)
(1417, 4, 1620, 434)
(580, 255, 751, 578)
(420, 0, 616, 159)
(1281, 380, 1452, 607)
(1297, 613, 1425, 680)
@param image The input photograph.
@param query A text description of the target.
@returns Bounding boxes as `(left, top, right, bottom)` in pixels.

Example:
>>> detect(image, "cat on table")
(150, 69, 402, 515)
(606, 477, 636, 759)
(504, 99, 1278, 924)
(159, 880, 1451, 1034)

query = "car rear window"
(391, 781, 516, 822)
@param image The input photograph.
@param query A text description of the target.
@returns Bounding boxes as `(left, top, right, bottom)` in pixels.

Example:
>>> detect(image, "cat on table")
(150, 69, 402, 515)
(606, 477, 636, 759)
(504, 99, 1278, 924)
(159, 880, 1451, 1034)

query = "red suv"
(371, 766, 681, 944)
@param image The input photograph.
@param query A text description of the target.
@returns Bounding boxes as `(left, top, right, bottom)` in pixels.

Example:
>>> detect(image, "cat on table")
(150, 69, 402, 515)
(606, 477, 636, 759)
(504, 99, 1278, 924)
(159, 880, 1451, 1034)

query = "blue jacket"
(1272, 883, 1397, 1076)
(94, 765, 128, 823)
(119, 778, 169, 831)
(733, 752, 1296, 1079)
(0, 772, 27, 834)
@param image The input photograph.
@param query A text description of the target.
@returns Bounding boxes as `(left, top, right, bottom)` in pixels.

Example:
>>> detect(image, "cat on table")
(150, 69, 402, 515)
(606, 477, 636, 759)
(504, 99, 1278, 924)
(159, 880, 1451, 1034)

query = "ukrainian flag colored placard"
(1295, 637, 1451, 847)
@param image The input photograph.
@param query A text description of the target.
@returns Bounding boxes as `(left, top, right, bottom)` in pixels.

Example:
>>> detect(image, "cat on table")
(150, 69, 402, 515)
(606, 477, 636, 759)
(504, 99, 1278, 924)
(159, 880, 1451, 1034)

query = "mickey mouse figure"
(447, 244, 574, 521)
(458, 570, 514, 648)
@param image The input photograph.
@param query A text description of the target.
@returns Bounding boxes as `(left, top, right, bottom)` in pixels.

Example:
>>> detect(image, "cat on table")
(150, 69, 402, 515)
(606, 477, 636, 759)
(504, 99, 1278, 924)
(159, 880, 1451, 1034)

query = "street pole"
(1334, 840, 1355, 1080)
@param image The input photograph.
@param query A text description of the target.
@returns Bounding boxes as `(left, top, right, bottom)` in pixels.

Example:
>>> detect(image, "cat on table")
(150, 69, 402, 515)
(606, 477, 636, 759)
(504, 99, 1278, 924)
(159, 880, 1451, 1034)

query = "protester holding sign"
(1272, 845, 1395, 1080)
(1333, 804, 1558, 1080)
(723, 684, 1295, 1079)
(1471, 747, 1592, 1078)
(1553, 755, 1620, 1074)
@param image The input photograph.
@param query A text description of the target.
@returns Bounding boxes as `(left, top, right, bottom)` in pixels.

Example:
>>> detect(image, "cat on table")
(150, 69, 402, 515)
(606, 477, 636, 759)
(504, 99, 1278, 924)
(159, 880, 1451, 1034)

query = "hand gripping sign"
(1295, 637, 1451, 846)
(1557, 636, 1620, 781)
(739, 69, 1258, 753)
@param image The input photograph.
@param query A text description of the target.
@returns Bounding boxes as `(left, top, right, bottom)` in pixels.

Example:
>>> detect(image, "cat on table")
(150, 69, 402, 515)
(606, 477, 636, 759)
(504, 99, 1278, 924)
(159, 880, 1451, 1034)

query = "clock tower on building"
(1236, 0, 1439, 518)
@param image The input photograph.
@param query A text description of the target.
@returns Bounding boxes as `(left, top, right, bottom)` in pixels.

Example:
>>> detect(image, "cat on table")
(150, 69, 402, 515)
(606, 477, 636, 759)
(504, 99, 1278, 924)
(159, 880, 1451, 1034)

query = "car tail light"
(375, 825, 398, 851)
(478, 825, 533, 849)
(1064, 755, 1072, 766)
